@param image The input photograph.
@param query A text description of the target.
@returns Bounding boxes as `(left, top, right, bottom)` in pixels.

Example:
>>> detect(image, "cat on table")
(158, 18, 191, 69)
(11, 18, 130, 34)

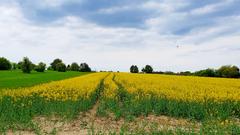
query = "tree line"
(0, 57, 91, 73)
(130, 65, 240, 78)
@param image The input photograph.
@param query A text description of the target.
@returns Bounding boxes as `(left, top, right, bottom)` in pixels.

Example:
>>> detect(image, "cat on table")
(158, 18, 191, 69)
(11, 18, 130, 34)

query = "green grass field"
(0, 70, 89, 89)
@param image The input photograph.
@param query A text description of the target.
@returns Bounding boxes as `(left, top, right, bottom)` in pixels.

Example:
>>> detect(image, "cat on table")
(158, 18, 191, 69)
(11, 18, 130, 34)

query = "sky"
(0, 0, 240, 72)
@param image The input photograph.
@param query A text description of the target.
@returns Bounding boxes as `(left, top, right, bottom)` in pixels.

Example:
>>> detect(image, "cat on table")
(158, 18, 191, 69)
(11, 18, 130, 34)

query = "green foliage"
(47, 66, 53, 70)
(130, 65, 139, 73)
(70, 62, 80, 71)
(56, 62, 66, 72)
(34, 62, 46, 72)
(11, 63, 17, 70)
(67, 64, 71, 71)
(50, 58, 62, 71)
(217, 65, 240, 78)
(21, 57, 32, 73)
(194, 68, 217, 77)
(142, 65, 153, 73)
(79, 63, 91, 72)
(193, 66, 240, 78)
(179, 71, 192, 76)
(0, 57, 12, 70)
(17, 61, 22, 69)
(0, 96, 96, 127)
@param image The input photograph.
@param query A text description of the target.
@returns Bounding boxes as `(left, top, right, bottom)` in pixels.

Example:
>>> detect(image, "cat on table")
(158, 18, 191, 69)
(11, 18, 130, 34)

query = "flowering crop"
(110, 73, 240, 120)
(114, 73, 240, 102)
(0, 73, 108, 101)
(0, 73, 108, 124)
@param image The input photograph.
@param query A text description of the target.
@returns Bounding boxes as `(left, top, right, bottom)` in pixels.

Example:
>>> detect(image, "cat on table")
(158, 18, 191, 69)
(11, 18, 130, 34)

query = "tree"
(142, 65, 153, 73)
(217, 65, 240, 78)
(0, 57, 12, 70)
(17, 61, 23, 69)
(22, 57, 32, 73)
(79, 63, 91, 72)
(130, 65, 139, 73)
(12, 63, 17, 70)
(31, 63, 36, 70)
(50, 58, 62, 71)
(47, 66, 53, 70)
(194, 68, 216, 77)
(70, 62, 80, 71)
(35, 62, 46, 72)
(67, 64, 71, 71)
(56, 62, 66, 72)
(179, 71, 192, 76)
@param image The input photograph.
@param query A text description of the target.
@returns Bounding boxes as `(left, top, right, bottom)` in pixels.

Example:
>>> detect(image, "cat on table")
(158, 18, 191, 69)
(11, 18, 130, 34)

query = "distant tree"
(17, 61, 23, 69)
(56, 62, 66, 72)
(12, 62, 17, 70)
(70, 62, 80, 71)
(31, 63, 36, 70)
(179, 71, 192, 76)
(0, 57, 12, 70)
(35, 62, 46, 72)
(164, 71, 175, 75)
(47, 66, 53, 71)
(130, 65, 139, 73)
(50, 58, 62, 71)
(79, 63, 91, 72)
(142, 65, 153, 73)
(217, 65, 240, 78)
(67, 64, 71, 71)
(21, 57, 32, 73)
(194, 68, 216, 77)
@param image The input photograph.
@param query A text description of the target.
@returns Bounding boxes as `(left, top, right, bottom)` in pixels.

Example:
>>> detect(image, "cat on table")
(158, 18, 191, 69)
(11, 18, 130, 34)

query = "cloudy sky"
(0, 0, 240, 72)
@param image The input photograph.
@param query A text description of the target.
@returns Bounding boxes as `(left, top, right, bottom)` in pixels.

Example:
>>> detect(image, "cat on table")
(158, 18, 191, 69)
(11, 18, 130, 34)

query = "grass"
(0, 70, 90, 89)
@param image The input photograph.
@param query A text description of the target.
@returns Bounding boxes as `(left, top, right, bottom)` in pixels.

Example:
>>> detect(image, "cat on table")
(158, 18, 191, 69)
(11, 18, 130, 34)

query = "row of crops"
(0, 72, 240, 126)
(101, 73, 240, 121)
(0, 73, 108, 125)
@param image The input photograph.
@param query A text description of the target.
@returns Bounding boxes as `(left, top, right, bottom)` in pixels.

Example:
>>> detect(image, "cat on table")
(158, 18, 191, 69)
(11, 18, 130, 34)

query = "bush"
(130, 65, 139, 73)
(0, 57, 12, 70)
(35, 62, 46, 72)
(70, 62, 80, 71)
(50, 58, 62, 71)
(142, 65, 153, 73)
(21, 57, 32, 73)
(79, 63, 91, 72)
(56, 62, 66, 72)
(217, 65, 240, 78)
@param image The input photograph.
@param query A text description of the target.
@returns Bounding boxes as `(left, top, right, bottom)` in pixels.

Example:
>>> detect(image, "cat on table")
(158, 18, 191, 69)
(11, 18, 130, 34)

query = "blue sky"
(0, 0, 240, 71)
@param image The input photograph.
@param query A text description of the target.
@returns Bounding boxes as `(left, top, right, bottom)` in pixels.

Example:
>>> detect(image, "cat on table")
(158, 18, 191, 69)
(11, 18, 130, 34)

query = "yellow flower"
(114, 73, 240, 102)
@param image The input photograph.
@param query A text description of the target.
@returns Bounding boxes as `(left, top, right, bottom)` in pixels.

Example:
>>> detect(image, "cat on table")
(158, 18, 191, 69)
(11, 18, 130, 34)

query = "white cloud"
(141, 0, 189, 13)
(0, 2, 240, 72)
(190, 0, 235, 15)
(37, 0, 83, 8)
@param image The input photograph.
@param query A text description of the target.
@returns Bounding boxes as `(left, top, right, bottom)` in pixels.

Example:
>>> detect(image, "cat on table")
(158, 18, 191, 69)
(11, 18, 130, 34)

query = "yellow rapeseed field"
(0, 73, 108, 101)
(114, 73, 240, 102)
